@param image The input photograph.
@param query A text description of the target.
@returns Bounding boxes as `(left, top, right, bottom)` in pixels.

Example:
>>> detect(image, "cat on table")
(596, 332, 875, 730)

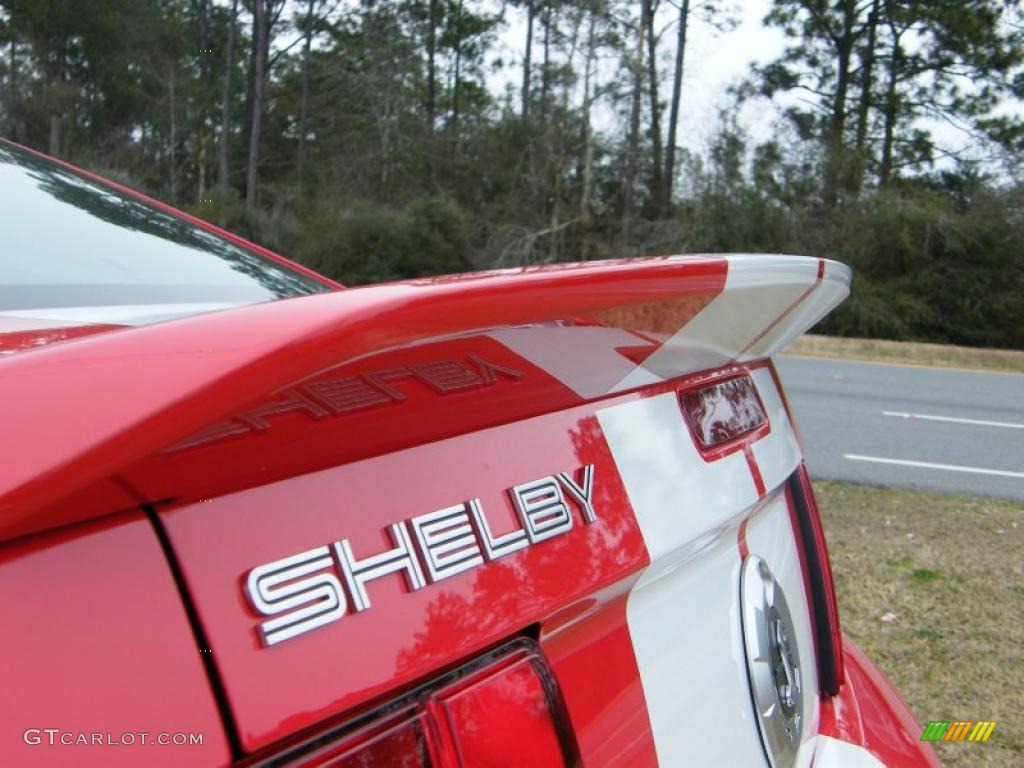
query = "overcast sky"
(492, 0, 788, 154)
(488, 0, 1019, 172)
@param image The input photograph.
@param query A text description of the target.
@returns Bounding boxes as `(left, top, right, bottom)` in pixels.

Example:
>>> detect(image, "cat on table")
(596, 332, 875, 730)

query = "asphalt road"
(774, 356, 1024, 502)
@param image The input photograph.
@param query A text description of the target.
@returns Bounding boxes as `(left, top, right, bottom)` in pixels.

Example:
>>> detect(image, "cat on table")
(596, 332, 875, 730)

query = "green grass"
(784, 334, 1024, 373)
(817, 481, 1024, 767)
(910, 568, 942, 582)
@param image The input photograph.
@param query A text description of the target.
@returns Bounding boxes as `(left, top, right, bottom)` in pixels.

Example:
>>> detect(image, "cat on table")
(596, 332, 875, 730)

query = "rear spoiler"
(1, 254, 849, 541)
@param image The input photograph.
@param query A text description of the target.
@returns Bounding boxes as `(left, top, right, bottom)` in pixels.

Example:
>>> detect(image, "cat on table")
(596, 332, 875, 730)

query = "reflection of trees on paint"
(567, 413, 640, 571)
(682, 376, 765, 447)
(2, 144, 326, 298)
(395, 414, 643, 675)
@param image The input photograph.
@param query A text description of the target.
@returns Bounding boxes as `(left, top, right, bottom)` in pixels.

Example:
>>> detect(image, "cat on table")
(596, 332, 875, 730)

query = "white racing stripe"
(742, 492, 821, 768)
(750, 367, 802, 494)
(741, 259, 850, 361)
(598, 393, 764, 766)
(612, 255, 849, 392)
(882, 410, 1024, 430)
(597, 393, 758, 560)
(487, 325, 649, 399)
(598, 387, 819, 767)
(486, 256, 851, 400)
(844, 454, 1024, 479)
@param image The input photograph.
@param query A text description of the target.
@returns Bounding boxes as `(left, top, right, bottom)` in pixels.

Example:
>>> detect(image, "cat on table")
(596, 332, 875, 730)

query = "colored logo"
(921, 720, 996, 742)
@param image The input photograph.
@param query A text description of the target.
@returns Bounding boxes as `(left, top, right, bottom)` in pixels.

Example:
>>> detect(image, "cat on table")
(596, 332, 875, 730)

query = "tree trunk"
(196, 0, 210, 82)
(427, 0, 437, 130)
(663, 0, 689, 210)
(580, 7, 597, 225)
(246, 0, 267, 209)
(298, 0, 316, 162)
(643, 0, 663, 217)
(196, 0, 211, 202)
(852, 0, 879, 194)
(169, 68, 177, 202)
(879, 25, 902, 187)
(243, 1, 258, 161)
(47, 45, 63, 156)
(7, 40, 16, 138)
(48, 112, 61, 157)
(450, 0, 464, 159)
(540, 2, 551, 123)
(218, 0, 238, 200)
(824, 1, 855, 207)
(579, 7, 597, 257)
(623, 7, 646, 244)
(521, 0, 534, 121)
(547, 9, 582, 263)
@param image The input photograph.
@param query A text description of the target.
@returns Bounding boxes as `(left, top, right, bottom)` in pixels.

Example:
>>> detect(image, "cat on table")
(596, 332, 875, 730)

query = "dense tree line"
(1, 0, 1022, 347)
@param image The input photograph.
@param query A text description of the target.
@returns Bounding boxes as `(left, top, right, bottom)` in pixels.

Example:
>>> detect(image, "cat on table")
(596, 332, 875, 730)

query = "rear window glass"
(0, 142, 330, 323)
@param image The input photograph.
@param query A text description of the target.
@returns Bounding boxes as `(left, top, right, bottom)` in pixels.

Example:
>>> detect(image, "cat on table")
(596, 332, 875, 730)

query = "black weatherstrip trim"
(145, 504, 245, 760)
(787, 472, 841, 695)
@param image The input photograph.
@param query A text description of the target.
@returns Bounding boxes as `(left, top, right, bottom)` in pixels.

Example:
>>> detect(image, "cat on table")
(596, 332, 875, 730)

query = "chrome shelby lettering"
(245, 465, 597, 646)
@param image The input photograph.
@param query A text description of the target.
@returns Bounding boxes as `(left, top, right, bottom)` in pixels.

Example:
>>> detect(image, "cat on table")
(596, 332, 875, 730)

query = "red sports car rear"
(0, 140, 938, 767)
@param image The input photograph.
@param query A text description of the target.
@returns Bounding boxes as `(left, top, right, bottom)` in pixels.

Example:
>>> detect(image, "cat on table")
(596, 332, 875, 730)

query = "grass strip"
(784, 335, 1024, 374)
(818, 481, 1023, 767)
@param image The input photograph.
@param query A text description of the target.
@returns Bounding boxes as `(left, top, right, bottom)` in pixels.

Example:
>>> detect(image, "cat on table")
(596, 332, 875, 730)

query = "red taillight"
(787, 463, 844, 694)
(680, 374, 769, 454)
(326, 711, 429, 767)
(432, 654, 567, 767)
(261, 640, 576, 767)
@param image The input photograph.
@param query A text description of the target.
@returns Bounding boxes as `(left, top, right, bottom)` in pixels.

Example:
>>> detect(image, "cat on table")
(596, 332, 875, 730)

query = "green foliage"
(674, 119, 1024, 349)
(757, 0, 1024, 188)
(402, 194, 469, 277)
(0, 0, 1020, 349)
(823, 185, 1024, 348)
(291, 194, 469, 286)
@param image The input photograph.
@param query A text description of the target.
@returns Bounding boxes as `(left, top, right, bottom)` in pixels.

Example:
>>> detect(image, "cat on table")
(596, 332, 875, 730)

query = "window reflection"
(0, 142, 329, 315)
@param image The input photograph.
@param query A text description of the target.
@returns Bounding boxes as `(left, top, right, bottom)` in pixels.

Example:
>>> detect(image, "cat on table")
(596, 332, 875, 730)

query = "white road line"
(882, 410, 1024, 430)
(844, 454, 1024, 479)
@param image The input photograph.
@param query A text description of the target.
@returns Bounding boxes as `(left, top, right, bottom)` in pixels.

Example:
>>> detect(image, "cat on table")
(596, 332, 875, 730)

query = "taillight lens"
(680, 374, 769, 453)
(433, 654, 567, 767)
(787, 463, 844, 694)
(325, 711, 429, 767)
(260, 640, 576, 767)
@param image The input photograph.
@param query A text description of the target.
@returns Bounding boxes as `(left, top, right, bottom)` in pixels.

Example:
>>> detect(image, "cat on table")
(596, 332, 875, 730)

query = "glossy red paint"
(0, 144, 920, 768)
(321, 712, 429, 768)
(819, 638, 940, 767)
(158, 401, 650, 753)
(0, 137, 341, 291)
(245, 640, 576, 767)
(0, 255, 726, 542)
(0, 512, 231, 767)
(430, 647, 571, 767)
(124, 335, 581, 507)
(541, 590, 659, 766)
(0, 323, 127, 355)
(744, 447, 769, 498)
(737, 517, 751, 559)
